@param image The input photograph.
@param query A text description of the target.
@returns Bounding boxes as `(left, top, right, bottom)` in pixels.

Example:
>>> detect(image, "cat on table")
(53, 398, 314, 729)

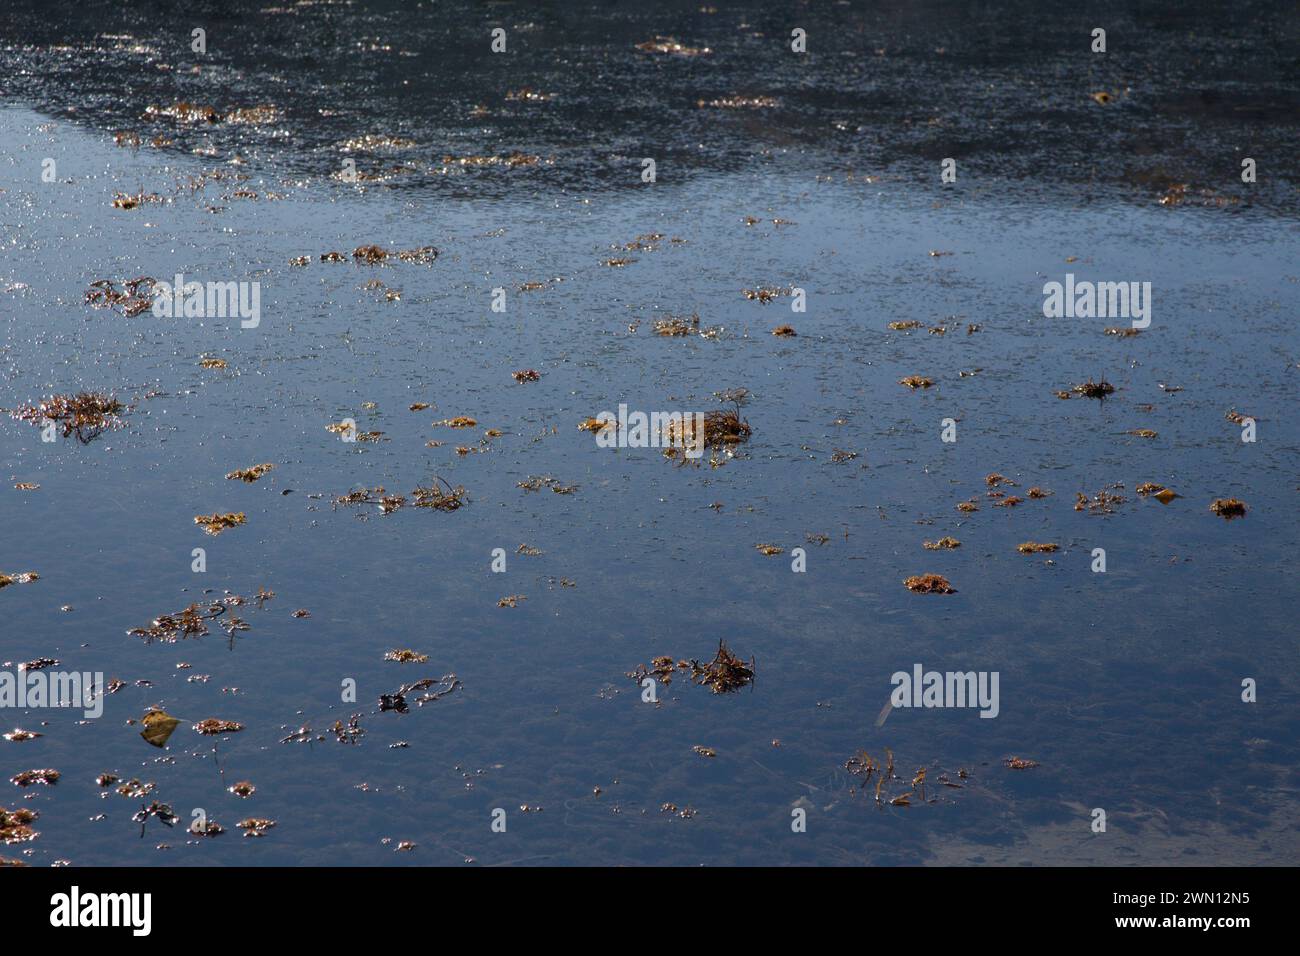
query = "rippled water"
(1, 2, 1298, 866)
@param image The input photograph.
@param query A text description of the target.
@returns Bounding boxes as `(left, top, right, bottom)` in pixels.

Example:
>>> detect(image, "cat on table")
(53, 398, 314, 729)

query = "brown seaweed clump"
(888, 320, 922, 331)
(129, 603, 223, 643)
(237, 818, 276, 837)
(411, 477, 467, 512)
(195, 512, 247, 535)
(771, 325, 797, 337)
(665, 407, 752, 452)
(653, 314, 701, 336)
(353, 244, 390, 264)
(194, 718, 244, 736)
(0, 572, 39, 589)
(689, 641, 755, 694)
(225, 463, 274, 482)
(741, 286, 789, 303)
(1073, 379, 1115, 399)
(9, 392, 126, 443)
(0, 806, 39, 843)
(385, 649, 429, 663)
(1209, 498, 1247, 519)
(899, 376, 933, 389)
(512, 369, 541, 382)
(1075, 486, 1127, 514)
(1004, 756, 1039, 770)
(903, 574, 956, 594)
(11, 769, 59, 787)
(923, 537, 961, 550)
(84, 277, 156, 316)
(1017, 541, 1059, 554)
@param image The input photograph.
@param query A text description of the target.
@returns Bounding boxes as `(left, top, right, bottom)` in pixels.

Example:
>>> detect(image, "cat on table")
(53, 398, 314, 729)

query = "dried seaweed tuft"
(903, 574, 956, 594)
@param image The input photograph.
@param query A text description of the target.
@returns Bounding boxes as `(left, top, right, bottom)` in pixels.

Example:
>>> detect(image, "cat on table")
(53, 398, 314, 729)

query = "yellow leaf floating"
(139, 709, 183, 748)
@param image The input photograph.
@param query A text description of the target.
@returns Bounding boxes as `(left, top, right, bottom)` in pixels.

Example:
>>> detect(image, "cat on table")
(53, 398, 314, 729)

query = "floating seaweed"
(741, 286, 790, 303)
(664, 407, 752, 452)
(1127, 428, 1158, 438)
(512, 369, 541, 382)
(888, 320, 922, 331)
(2, 729, 42, 742)
(771, 324, 797, 337)
(411, 477, 467, 511)
(899, 376, 933, 389)
(433, 416, 477, 428)
(923, 537, 961, 550)
(194, 512, 247, 535)
(112, 190, 164, 210)
(1075, 485, 1127, 514)
(1017, 541, 1059, 554)
(0, 572, 39, 589)
(497, 595, 525, 608)
(194, 718, 244, 736)
(0, 806, 38, 843)
(1004, 756, 1039, 770)
(229, 781, 256, 798)
(1073, 379, 1115, 399)
(129, 604, 223, 643)
(238, 818, 276, 838)
(755, 544, 784, 556)
(653, 314, 702, 337)
(689, 641, 755, 694)
(225, 463, 274, 482)
(9, 391, 127, 442)
(11, 769, 59, 787)
(903, 574, 956, 594)
(384, 649, 429, 663)
(1209, 498, 1247, 519)
(84, 276, 156, 316)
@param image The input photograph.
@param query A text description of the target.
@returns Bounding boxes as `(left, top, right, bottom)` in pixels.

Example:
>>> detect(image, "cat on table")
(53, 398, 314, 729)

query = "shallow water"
(2, 2, 1299, 866)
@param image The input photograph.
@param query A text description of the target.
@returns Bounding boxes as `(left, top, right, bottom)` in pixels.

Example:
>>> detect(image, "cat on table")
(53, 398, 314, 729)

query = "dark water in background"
(0, 1, 1298, 866)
